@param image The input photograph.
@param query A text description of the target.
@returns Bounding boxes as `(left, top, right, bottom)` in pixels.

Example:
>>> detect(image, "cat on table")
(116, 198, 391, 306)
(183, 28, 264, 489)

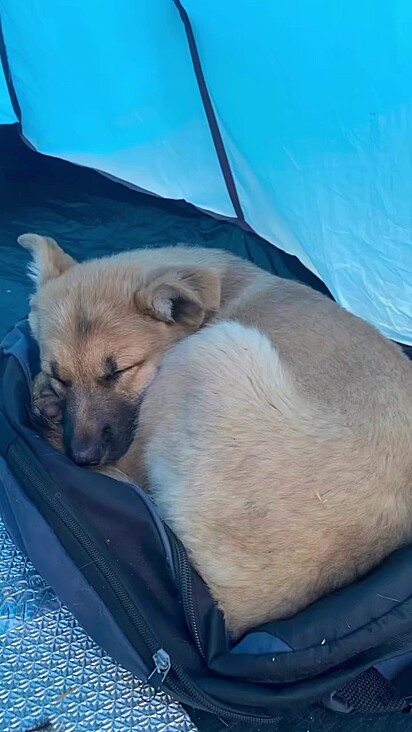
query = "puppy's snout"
(68, 425, 112, 467)
(63, 391, 137, 465)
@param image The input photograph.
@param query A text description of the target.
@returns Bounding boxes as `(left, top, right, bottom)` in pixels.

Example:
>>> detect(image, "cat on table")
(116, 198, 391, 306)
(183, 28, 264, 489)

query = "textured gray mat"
(0, 516, 196, 732)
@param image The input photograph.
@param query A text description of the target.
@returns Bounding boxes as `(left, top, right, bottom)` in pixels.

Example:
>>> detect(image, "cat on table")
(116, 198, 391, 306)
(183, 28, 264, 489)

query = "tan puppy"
(20, 234, 412, 638)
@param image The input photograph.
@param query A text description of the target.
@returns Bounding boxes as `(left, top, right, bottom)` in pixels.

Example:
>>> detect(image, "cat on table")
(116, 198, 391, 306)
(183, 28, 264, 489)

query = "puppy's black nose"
(68, 434, 103, 467)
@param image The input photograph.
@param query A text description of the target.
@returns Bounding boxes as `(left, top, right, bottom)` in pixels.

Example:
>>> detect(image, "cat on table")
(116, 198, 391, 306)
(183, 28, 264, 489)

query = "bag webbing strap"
(325, 667, 411, 715)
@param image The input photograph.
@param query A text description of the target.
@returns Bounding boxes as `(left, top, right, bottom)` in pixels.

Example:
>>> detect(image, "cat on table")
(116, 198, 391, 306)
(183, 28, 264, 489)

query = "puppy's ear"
(18, 233, 76, 289)
(135, 268, 221, 328)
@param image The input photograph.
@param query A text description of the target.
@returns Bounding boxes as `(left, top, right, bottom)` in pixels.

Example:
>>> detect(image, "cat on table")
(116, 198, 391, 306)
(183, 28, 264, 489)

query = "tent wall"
(0, 55, 16, 125)
(0, 0, 234, 216)
(1, 0, 411, 344)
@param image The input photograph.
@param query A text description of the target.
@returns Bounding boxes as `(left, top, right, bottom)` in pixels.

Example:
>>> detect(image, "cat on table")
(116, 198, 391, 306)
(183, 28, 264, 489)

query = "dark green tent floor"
(1, 126, 411, 732)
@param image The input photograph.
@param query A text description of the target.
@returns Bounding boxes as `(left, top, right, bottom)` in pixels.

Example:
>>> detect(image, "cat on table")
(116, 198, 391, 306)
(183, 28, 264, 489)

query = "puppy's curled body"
(124, 320, 412, 638)
(22, 235, 412, 638)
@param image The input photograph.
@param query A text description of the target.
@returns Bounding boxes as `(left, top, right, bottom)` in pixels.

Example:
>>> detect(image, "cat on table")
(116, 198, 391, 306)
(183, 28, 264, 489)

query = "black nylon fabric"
(188, 549, 412, 686)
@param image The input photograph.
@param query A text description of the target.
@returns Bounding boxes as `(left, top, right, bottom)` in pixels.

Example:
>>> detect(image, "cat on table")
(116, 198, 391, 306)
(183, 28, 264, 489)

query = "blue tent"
(1, 0, 411, 343)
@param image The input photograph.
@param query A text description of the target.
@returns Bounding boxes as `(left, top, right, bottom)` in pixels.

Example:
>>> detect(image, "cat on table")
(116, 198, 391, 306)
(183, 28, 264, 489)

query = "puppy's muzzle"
(67, 424, 113, 466)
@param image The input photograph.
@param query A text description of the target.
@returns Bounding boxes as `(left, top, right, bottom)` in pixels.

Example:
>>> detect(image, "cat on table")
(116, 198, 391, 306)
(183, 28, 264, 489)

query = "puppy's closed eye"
(100, 360, 146, 385)
(99, 356, 145, 385)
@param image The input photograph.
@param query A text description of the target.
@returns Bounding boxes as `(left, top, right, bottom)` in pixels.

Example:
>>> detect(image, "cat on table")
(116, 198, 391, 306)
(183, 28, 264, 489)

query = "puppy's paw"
(32, 371, 62, 423)
(31, 372, 65, 452)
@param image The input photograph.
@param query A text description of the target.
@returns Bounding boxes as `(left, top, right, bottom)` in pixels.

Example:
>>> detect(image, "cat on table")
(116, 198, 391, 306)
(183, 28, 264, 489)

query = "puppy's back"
(137, 320, 412, 638)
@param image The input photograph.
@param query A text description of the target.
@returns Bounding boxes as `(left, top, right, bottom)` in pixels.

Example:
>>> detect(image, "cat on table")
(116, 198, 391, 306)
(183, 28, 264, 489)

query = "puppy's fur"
(20, 234, 412, 638)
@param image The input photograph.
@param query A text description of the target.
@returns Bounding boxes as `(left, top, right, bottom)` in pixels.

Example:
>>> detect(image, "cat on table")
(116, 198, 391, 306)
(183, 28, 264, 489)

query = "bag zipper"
(8, 440, 159, 652)
(172, 532, 207, 662)
(147, 649, 172, 689)
(6, 434, 281, 724)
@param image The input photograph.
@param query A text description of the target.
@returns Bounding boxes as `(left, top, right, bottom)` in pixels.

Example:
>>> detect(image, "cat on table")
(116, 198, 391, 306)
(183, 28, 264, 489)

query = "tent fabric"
(0, 61, 15, 125)
(0, 0, 234, 217)
(181, 0, 412, 346)
(0, 1, 411, 344)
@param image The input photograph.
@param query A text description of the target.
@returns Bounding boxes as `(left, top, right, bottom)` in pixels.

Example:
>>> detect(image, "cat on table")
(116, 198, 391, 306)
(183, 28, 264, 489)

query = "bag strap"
(325, 667, 412, 715)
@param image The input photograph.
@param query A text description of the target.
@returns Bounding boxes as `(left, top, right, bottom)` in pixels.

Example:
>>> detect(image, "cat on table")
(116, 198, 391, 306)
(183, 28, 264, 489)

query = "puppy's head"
(19, 234, 220, 466)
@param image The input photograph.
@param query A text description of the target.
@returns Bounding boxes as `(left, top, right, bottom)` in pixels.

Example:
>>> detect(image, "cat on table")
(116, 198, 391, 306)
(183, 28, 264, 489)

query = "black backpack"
(1, 318, 412, 725)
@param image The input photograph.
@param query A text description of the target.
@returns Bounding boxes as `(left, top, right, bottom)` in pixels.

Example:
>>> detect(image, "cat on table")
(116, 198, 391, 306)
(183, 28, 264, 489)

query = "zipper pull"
(144, 649, 171, 696)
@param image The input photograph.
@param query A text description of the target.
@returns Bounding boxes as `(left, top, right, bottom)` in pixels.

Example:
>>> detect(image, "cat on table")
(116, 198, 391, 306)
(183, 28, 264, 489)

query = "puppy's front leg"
(31, 371, 65, 452)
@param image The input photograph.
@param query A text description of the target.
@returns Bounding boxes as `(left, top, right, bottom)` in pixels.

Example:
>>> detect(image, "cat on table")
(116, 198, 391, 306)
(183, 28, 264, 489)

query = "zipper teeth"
(170, 537, 281, 723)
(8, 439, 281, 724)
(166, 675, 281, 725)
(175, 538, 207, 662)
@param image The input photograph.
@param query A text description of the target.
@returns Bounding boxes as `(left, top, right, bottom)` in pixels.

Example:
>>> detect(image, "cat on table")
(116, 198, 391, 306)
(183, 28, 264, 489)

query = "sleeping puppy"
(20, 233, 412, 638)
